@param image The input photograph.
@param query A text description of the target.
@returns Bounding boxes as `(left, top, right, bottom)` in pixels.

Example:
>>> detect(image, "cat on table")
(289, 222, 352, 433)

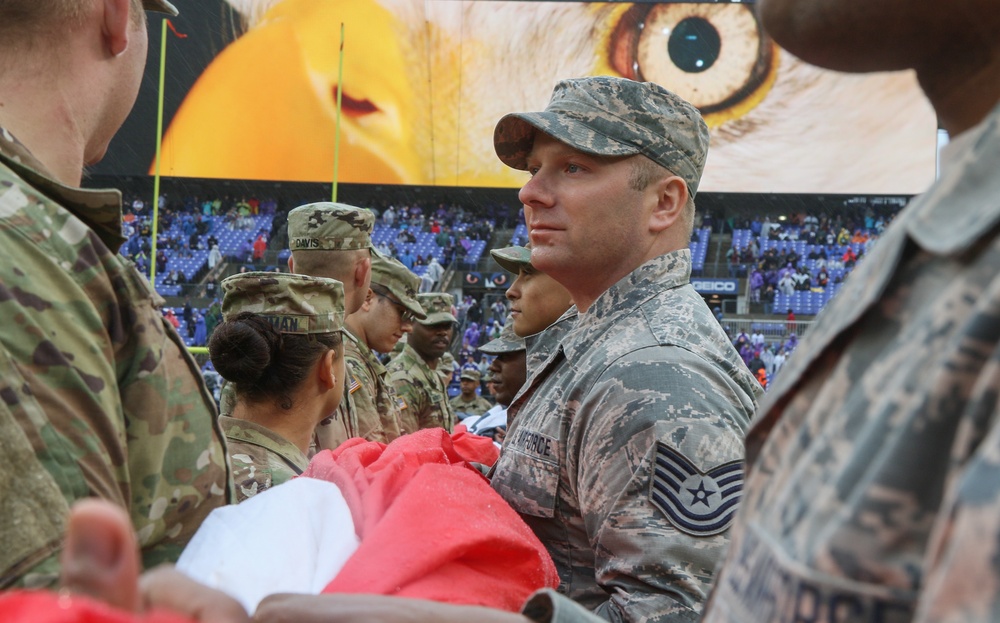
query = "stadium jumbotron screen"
(97, 0, 937, 196)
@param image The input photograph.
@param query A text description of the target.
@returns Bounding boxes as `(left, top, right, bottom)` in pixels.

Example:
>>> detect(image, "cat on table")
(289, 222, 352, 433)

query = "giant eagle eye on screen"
(155, 0, 937, 194)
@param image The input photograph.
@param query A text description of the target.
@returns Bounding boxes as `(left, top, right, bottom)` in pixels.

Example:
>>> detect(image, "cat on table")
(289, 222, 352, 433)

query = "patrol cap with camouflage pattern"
(491, 245, 532, 275)
(143, 0, 178, 15)
(493, 76, 710, 196)
(221, 272, 345, 335)
(416, 292, 458, 325)
(371, 255, 427, 320)
(287, 202, 376, 253)
(460, 369, 482, 382)
(478, 316, 525, 355)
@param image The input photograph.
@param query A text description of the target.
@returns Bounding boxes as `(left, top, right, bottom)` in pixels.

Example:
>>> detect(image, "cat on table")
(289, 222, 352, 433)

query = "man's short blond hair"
(0, 0, 144, 40)
(629, 156, 696, 242)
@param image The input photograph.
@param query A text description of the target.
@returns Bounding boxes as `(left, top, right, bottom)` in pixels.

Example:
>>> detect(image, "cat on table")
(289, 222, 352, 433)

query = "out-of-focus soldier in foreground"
(0, 0, 231, 588)
(701, 1, 1000, 621)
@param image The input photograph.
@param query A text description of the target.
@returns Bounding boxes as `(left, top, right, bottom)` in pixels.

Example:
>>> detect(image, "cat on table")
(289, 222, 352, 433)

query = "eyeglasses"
(375, 290, 416, 323)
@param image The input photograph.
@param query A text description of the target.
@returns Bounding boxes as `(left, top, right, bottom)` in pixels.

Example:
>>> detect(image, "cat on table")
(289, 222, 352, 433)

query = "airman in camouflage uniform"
(216, 272, 345, 502)
(698, 2, 1000, 622)
(387, 293, 458, 434)
(0, 0, 230, 588)
(450, 369, 493, 417)
(343, 255, 426, 443)
(491, 244, 577, 380)
(490, 77, 763, 621)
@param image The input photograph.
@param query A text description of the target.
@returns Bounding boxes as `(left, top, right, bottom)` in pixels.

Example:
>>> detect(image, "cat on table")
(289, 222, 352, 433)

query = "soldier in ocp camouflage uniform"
(212, 272, 346, 502)
(342, 255, 426, 443)
(698, 1, 1000, 622)
(490, 77, 763, 621)
(218, 202, 375, 448)
(450, 369, 493, 418)
(387, 293, 459, 434)
(0, 0, 231, 588)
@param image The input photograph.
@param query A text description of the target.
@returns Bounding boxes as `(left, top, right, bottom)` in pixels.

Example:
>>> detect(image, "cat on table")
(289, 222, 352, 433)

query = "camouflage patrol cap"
(143, 0, 178, 15)
(371, 255, 427, 320)
(221, 272, 345, 335)
(460, 369, 482, 382)
(478, 317, 526, 355)
(493, 76, 710, 195)
(287, 202, 375, 253)
(491, 245, 532, 275)
(438, 351, 457, 381)
(416, 292, 458, 325)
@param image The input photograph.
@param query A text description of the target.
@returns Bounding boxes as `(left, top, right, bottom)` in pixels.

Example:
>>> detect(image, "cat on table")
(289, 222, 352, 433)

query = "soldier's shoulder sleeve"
(0, 190, 127, 586)
(347, 359, 385, 442)
(5, 179, 230, 570)
(0, 344, 70, 589)
(227, 435, 273, 502)
(388, 362, 427, 413)
(571, 344, 752, 621)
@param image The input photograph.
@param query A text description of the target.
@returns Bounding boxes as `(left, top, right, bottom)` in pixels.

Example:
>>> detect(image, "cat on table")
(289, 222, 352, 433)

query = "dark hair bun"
(208, 312, 279, 385)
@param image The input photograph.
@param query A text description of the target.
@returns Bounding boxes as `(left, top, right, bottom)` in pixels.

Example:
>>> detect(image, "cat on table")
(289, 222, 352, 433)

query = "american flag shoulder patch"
(649, 442, 742, 537)
(348, 374, 361, 394)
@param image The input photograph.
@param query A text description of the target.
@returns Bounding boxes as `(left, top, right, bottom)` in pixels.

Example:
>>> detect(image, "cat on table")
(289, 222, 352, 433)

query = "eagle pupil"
(668, 17, 720, 74)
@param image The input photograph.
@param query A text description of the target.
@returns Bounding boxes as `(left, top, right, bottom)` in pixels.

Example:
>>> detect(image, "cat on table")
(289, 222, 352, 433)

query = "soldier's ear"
(101, 0, 133, 58)
(287, 255, 296, 273)
(360, 288, 375, 311)
(354, 256, 372, 289)
(649, 176, 687, 235)
(318, 349, 337, 390)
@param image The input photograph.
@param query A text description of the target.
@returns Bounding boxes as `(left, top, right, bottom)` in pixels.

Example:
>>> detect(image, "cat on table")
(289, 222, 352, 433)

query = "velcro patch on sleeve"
(348, 375, 361, 394)
(649, 442, 742, 537)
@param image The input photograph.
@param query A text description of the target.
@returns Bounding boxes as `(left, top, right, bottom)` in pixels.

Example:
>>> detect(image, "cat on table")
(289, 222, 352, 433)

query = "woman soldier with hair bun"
(209, 272, 346, 502)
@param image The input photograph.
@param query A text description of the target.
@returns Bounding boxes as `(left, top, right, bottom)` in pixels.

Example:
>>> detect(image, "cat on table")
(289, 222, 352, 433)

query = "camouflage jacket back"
(703, 102, 1000, 623)
(0, 128, 231, 587)
(221, 416, 308, 502)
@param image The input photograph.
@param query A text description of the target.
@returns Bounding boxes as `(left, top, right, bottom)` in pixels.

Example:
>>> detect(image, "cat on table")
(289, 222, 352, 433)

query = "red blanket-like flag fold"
(305, 428, 556, 612)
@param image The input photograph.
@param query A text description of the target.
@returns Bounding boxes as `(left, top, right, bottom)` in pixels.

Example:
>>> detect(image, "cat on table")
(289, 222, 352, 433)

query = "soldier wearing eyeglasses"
(341, 256, 426, 443)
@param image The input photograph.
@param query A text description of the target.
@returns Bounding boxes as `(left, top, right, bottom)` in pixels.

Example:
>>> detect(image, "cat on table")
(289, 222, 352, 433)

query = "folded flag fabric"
(450, 427, 501, 466)
(0, 429, 554, 621)
(0, 591, 193, 623)
(176, 477, 359, 613)
(306, 428, 557, 612)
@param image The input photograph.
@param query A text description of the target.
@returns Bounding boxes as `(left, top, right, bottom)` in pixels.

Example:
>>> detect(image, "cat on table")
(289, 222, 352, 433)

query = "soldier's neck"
(232, 401, 317, 454)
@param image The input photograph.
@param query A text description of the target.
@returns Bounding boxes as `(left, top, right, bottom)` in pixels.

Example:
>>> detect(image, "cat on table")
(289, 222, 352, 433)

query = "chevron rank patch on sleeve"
(650, 442, 742, 537)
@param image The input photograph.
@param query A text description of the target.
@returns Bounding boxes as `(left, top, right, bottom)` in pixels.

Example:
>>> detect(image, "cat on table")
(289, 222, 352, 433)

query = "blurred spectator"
(252, 233, 267, 261)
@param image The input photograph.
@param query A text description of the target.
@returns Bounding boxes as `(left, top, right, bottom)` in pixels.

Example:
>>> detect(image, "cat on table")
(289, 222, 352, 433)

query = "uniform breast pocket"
(492, 428, 561, 519)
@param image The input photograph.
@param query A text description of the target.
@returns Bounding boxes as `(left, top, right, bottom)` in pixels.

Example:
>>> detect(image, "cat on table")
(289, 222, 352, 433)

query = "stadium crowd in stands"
(120, 190, 901, 396)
